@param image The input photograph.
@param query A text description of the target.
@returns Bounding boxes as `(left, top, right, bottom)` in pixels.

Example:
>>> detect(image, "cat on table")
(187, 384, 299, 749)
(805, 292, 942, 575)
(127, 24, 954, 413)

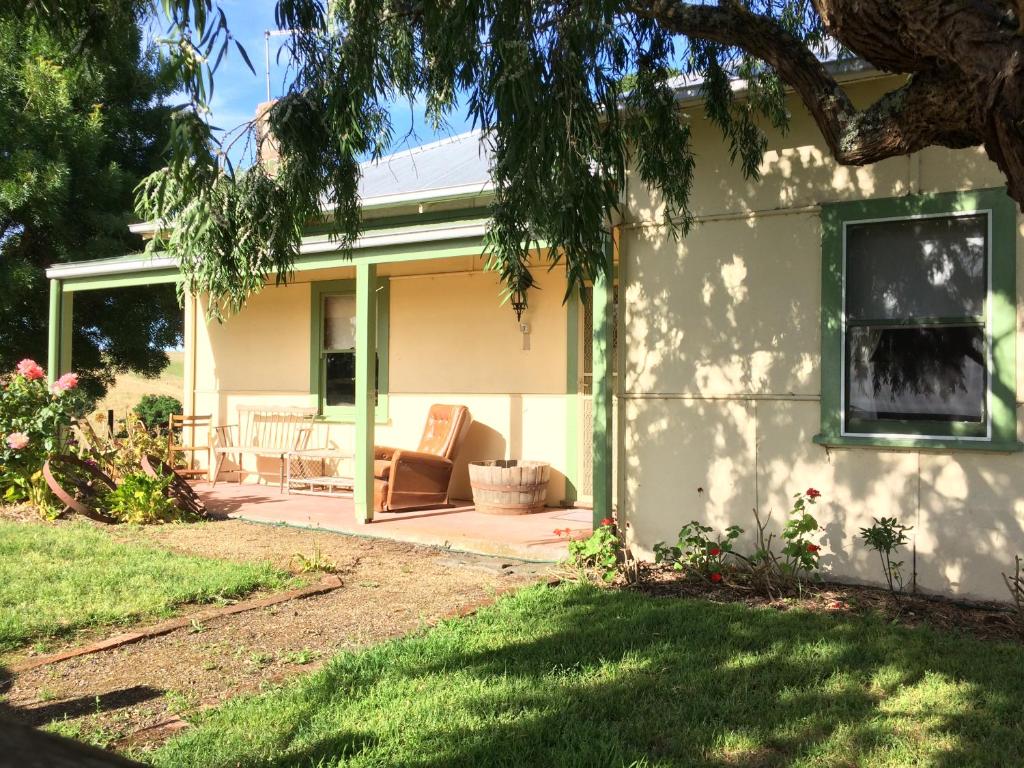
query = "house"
(46, 62, 1023, 601)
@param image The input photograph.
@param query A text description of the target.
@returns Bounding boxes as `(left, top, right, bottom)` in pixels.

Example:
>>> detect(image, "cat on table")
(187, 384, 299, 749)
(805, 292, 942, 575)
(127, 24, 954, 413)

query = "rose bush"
(0, 359, 87, 504)
(654, 520, 744, 584)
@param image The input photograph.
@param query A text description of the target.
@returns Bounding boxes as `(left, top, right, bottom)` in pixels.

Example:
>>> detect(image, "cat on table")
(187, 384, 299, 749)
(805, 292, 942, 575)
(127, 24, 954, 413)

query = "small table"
(285, 448, 354, 497)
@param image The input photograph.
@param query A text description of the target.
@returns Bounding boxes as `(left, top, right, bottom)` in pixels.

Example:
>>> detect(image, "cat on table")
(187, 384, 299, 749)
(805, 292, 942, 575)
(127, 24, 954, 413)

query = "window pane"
(325, 352, 355, 406)
(323, 295, 356, 350)
(846, 214, 986, 320)
(323, 352, 380, 408)
(846, 325, 986, 423)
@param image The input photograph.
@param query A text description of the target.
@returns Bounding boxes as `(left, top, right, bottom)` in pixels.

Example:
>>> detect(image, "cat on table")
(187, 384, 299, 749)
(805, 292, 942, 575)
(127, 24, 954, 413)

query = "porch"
(196, 481, 591, 561)
(44, 133, 617, 538)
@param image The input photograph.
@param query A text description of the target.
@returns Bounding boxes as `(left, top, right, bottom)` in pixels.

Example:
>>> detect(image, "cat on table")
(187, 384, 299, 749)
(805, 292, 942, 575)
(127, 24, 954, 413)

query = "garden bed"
(636, 563, 1021, 645)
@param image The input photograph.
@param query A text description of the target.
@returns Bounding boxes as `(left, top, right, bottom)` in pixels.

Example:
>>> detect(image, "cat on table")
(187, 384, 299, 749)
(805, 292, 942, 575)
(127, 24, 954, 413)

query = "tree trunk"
(636, 0, 1024, 207)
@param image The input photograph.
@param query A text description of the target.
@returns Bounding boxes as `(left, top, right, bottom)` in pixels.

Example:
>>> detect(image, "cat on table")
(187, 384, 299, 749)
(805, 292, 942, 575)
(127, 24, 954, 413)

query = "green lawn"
(153, 583, 1024, 768)
(0, 520, 288, 652)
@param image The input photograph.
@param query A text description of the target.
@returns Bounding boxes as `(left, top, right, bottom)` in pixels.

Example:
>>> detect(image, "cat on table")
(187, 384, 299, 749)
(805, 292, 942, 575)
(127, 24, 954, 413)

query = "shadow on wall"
(451, 421, 506, 499)
(622, 105, 1024, 599)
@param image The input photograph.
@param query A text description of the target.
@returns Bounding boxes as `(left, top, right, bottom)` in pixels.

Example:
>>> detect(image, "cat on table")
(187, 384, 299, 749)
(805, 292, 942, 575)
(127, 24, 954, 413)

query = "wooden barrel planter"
(468, 460, 550, 515)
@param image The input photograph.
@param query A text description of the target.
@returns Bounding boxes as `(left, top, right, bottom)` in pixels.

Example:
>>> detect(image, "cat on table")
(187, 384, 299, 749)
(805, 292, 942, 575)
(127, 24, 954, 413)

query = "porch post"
(47, 280, 62, 384)
(563, 291, 579, 506)
(591, 236, 614, 527)
(354, 262, 378, 523)
(59, 291, 73, 376)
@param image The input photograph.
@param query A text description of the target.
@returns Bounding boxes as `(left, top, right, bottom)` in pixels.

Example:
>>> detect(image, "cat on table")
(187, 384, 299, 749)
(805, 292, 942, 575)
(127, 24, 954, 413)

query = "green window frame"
(815, 188, 1021, 452)
(309, 278, 390, 422)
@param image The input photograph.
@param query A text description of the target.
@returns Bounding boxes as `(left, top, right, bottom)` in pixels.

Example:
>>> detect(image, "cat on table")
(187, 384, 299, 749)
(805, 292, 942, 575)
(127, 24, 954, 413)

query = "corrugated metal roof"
(358, 130, 492, 202)
(354, 60, 876, 202)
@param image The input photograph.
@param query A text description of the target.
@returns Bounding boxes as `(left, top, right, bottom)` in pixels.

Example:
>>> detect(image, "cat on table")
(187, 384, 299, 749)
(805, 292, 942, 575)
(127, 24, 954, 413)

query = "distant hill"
(92, 351, 185, 423)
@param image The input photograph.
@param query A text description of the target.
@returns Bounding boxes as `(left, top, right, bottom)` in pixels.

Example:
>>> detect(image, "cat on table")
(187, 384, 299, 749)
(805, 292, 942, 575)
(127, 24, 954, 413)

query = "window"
(817, 189, 1019, 451)
(310, 279, 389, 420)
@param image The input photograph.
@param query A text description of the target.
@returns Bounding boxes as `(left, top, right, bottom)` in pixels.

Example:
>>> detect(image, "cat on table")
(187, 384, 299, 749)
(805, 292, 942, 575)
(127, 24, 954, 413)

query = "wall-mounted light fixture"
(511, 288, 528, 322)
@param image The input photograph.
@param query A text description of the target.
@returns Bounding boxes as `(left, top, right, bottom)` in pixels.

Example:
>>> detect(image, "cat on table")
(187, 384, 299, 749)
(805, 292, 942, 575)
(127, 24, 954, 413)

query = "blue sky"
(150, 0, 475, 166)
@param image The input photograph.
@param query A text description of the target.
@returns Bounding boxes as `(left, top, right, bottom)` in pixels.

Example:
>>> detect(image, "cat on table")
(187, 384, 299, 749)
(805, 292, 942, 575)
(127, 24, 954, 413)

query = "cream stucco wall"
(189, 255, 573, 504)
(621, 76, 1024, 601)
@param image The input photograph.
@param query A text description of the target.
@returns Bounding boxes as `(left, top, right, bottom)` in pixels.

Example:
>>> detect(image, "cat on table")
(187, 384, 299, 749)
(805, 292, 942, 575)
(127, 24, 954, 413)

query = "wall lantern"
(511, 289, 529, 322)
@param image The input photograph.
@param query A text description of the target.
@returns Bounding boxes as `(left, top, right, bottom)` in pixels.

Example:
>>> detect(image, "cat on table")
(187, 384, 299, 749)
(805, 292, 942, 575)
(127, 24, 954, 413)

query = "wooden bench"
(212, 406, 318, 490)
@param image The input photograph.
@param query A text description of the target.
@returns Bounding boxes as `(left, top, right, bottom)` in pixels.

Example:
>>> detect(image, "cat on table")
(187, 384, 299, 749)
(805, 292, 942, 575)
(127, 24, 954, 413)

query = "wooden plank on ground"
(8, 575, 343, 675)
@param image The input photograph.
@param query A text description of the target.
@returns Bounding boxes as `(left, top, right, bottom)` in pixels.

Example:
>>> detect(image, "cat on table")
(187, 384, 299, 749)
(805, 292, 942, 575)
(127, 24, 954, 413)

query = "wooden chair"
(166, 414, 212, 479)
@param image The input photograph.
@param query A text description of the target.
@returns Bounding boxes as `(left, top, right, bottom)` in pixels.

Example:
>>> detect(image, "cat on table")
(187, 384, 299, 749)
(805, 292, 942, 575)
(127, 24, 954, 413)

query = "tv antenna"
(264, 29, 297, 102)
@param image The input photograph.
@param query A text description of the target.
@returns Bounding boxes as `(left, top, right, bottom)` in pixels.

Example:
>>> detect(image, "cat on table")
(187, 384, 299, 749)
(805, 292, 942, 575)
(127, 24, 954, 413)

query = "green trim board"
(297, 236, 489, 271)
(47, 280, 61, 384)
(816, 187, 1021, 452)
(591, 238, 615, 526)
(302, 209, 489, 237)
(45, 282, 73, 382)
(308, 278, 390, 423)
(812, 434, 1023, 453)
(61, 269, 181, 292)
(59, 291, 73, 375)
(354, 263, 378, 523)
(563, 291, 580, 505)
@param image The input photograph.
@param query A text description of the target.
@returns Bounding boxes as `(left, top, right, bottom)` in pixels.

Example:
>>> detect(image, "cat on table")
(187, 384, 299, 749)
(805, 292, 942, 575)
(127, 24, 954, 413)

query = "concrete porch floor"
(195, 482, 593, 562)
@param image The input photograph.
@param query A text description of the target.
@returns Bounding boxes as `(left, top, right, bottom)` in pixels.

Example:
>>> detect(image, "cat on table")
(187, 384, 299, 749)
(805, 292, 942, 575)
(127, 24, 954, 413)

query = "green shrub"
(654, 521, 744, 583)
(562, 517, 621, 583)
(134, 395, 182, 431)
(103, 471, 193, 524)
(859, 516, 913, 597)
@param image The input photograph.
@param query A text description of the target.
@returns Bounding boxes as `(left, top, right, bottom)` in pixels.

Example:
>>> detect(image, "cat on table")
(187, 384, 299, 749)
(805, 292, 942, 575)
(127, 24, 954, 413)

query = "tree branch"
(632, 1, 985, 168)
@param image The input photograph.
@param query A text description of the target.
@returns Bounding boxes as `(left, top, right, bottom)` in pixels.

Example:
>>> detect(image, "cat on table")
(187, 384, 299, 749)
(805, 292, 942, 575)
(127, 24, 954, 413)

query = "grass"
(0, 520, 289, 652)
(152, 583, 1024, 768)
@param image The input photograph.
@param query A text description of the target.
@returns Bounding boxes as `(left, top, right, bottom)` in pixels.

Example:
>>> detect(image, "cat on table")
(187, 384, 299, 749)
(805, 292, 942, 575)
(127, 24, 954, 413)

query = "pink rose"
(51, 372, 79, 393)
(15, 359, 45, 381)
(6, 432, 29, 451)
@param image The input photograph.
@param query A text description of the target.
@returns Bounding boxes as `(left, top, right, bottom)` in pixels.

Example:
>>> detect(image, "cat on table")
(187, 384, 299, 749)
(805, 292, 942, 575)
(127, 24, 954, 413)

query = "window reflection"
(847, 326, 986, 423)
(844, 213, 988, 430)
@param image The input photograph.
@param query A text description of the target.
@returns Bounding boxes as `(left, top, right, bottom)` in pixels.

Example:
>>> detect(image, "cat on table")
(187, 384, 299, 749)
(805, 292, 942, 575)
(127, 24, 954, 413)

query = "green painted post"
(564, 290, 579, 505)
(59, 291, 74, 375)
(47, 280, 62, 384)
(591, 238, 614, 527)
(354, 262, 378, 523)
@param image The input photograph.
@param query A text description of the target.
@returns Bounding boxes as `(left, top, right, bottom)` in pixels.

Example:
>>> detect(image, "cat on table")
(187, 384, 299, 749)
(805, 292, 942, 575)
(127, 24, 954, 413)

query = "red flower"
(708, 547, 721, 556)
(806, 488, 821, 499)
(806, 543, 820, 554)
(600, 517, 614, 527)
(710, 572, 723, 583)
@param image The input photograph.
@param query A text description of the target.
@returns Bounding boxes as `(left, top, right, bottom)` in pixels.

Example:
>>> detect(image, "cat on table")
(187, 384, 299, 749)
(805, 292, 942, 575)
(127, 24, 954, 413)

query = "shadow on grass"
(0, 663, 146, 767)
(156, 585, 1024, 768)
(14, 685, 165, 727)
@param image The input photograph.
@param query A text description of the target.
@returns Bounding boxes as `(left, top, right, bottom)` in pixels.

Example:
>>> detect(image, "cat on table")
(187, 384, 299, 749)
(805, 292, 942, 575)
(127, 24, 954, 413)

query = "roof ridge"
(362, 129, 484, 168)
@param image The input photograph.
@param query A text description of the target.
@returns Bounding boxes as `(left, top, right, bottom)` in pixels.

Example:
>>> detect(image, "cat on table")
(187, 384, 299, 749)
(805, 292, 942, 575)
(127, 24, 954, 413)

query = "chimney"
(255, 100, 281, 176)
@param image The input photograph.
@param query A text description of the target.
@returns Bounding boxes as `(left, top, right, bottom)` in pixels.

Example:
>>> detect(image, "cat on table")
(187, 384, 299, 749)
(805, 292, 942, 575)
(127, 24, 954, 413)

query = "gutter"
(126, 182, 495, 240)
(298, 220, 488, 255)
(46, 254, 178, 280)
(47, 220, 490, 280)
(670, 57, 882, 106)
